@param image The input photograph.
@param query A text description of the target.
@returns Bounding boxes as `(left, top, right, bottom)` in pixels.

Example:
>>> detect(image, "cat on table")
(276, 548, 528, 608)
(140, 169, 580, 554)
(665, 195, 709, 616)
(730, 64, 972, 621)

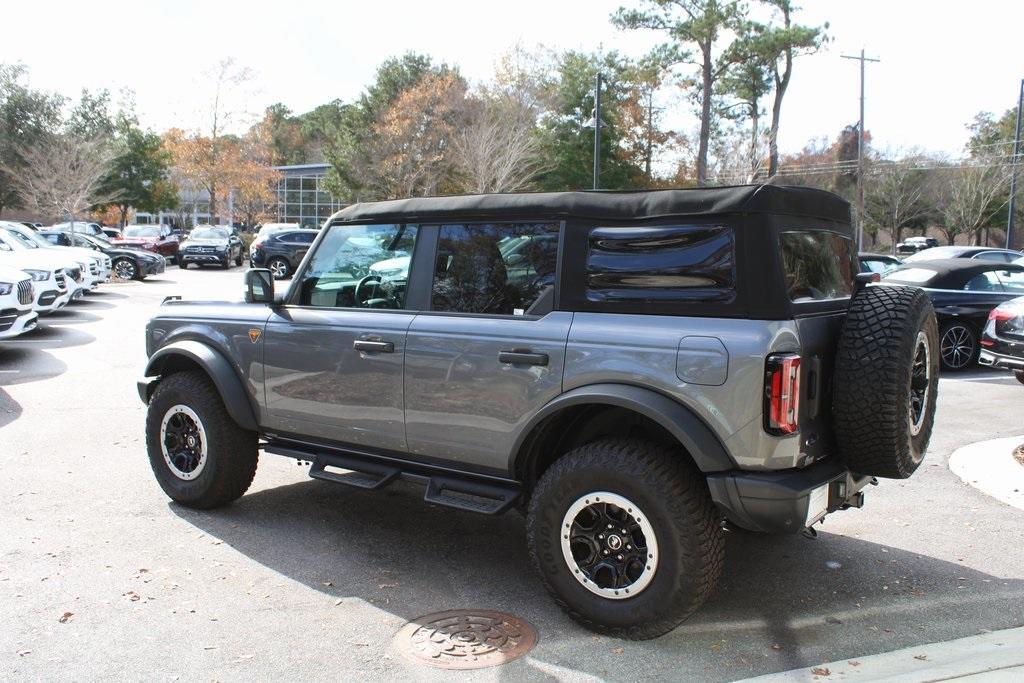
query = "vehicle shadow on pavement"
(0, 387, 21, 428)
(72, 298, 117, 310)
(0, 347, 67, 386)
(43, 309, 103, 324)
(172, 478, 1024, 680)
(84, 290, 129, 300)
(941, 368, 1021, 387)
(13, 324, 95, 349)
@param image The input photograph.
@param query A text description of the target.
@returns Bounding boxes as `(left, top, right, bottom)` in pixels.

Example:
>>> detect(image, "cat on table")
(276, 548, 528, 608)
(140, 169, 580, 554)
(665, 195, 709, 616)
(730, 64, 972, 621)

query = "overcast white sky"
(2, 0, 1020, 158)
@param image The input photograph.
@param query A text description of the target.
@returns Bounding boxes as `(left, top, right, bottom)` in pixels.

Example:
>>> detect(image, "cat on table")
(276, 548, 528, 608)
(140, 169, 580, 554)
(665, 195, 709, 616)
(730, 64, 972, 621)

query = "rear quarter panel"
(563, 313, 806, 470)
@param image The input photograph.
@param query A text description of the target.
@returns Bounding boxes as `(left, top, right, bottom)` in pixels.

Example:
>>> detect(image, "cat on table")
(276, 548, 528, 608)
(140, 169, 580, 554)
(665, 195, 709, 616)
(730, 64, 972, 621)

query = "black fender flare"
(139, 340, 259, 431)
(509, 383, 735, 475)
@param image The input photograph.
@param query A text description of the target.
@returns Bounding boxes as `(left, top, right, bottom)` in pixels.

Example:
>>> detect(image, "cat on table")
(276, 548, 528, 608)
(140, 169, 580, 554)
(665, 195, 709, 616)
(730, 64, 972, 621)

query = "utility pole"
(1006, 78, 1023, 250)
(842, 49, 880, 251)
(593, 72, 603, 190)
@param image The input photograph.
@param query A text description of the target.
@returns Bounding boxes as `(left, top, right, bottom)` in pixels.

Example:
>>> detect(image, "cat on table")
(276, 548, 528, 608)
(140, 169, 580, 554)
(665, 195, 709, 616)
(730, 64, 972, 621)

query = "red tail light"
(765, 353, 801, 435)
(989, 308, 1016, 322)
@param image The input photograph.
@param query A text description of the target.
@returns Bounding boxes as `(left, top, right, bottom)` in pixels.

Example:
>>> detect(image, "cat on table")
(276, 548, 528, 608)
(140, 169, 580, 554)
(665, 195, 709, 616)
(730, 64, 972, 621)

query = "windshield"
(123, 226, 161, 238)
(83, 234, 113, 249)
(190, 227, 228, 240)
(3, 229, 40, 249)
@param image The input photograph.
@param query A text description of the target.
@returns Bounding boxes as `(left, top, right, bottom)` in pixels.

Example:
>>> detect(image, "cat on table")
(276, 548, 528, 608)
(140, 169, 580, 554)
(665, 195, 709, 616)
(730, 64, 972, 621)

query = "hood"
(115, 236, 159, 244)
(0, 249, 81, 271)
(42, 245, 105, 263)
(0, 264, 31, 283)
(105, 245, 161, 259)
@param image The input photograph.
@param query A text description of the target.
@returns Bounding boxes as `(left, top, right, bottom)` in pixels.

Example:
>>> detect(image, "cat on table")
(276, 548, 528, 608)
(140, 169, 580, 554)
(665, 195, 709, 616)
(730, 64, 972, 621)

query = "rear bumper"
(979, 348, 1024, 371)
(707, 459, 873, 534)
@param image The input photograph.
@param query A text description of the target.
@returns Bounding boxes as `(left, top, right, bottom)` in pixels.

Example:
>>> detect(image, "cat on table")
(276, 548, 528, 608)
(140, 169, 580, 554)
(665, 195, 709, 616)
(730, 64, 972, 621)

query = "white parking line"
(0, 370, 19, 374)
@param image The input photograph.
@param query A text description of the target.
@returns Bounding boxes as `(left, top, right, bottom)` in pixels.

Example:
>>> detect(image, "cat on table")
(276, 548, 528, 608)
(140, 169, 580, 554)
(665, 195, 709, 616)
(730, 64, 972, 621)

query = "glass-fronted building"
(137, 162, 346, 230)
(274, 163, 346, 229)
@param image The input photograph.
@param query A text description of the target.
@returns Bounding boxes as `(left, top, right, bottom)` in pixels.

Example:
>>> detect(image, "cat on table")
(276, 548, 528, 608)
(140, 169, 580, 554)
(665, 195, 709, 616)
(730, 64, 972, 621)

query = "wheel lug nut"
(626, 544, 632, 550)
(603, 549, 609, 555)
(617, 554, 623, 561)
(607, 524, 613, 529)
(598, 534, 604, 540)
(620, 528, 627, 534)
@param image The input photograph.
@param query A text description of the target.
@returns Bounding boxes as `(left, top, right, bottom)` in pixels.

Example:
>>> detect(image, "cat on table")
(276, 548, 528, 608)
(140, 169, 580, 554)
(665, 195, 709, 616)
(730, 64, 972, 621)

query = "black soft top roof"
(886, 258, 1024, 286)
(332, 184, 850, 226)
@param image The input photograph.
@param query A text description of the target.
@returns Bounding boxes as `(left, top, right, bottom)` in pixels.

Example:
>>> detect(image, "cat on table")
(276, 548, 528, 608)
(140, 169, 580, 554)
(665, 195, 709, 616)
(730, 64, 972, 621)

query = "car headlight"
(0, 282, 12, 295)
(24, 269, 49, 282)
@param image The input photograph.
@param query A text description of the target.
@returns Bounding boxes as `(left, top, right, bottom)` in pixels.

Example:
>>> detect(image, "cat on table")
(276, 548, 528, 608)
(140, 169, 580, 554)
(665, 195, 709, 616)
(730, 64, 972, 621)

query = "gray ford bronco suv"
(139, 185, 939, 639)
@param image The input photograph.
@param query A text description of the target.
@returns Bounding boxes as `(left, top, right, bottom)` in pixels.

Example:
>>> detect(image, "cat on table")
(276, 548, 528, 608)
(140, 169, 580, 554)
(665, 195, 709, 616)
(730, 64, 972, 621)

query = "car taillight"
(765, 353, 801, 435)
(989, 308, 1016, 322)
(251, 241, 263, 250)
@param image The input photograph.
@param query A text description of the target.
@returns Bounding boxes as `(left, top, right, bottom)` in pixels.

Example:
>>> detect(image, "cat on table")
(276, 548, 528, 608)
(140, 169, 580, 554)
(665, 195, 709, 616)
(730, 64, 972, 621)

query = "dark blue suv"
(249, 229, 318, 279)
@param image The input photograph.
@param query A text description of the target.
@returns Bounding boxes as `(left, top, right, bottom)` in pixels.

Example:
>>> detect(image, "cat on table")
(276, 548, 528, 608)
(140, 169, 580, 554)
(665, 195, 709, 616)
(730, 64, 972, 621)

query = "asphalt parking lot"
(2, 267, 1023, 681)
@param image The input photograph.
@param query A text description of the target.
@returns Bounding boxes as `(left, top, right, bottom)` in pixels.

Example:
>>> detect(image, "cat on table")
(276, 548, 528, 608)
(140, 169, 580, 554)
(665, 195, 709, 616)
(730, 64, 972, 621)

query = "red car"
(113, 224, 180, 262)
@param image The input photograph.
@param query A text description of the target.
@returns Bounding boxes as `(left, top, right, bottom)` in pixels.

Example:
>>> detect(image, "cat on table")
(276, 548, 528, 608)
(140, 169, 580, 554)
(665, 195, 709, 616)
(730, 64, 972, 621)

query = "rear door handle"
(498, 350, 548, 366)
(353, 339, 394, 353)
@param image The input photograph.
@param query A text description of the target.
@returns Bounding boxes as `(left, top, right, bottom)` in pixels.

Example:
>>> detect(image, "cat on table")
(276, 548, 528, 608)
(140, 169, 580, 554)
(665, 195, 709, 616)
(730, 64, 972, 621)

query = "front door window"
(297, 224, 417, 309)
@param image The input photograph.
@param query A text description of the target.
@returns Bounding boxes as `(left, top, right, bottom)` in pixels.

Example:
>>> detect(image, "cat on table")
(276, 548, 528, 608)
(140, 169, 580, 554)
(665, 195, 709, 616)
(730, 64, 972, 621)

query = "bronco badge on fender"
(248, 328, 261, 343)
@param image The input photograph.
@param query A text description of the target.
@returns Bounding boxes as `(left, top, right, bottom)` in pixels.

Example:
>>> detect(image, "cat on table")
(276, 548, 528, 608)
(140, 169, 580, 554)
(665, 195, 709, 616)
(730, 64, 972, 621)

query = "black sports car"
(178, 225, 244, 269)
(40, 231, 165, 280)
(902, 245, 1023, 263)
(979, 296, 1024, 383)
(882, 259, 1024, 370)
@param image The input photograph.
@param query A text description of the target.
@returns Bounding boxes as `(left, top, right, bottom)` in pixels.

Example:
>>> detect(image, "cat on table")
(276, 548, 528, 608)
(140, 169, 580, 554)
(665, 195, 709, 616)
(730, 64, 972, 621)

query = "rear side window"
(585, 225, 735, 303)
(779, 230, 854, 302)
(431, 223, 559, 316)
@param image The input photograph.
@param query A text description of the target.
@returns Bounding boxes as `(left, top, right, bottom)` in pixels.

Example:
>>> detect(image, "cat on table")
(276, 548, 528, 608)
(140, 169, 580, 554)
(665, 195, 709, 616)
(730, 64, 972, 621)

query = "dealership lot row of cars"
(861, 244, 1024, 379)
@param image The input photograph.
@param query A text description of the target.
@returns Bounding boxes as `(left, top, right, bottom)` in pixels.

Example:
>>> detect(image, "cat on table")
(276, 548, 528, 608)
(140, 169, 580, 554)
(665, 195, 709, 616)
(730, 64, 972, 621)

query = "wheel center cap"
(606, 534, 623, 550)
(186, 435, 196, 448)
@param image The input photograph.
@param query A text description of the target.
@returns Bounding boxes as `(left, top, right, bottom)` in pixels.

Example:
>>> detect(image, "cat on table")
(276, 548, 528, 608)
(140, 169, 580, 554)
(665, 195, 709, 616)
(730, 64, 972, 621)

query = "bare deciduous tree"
(936, 158, 1011, 246)
(863, 151, 934, 253)
(3, 133, 118, 223)
(450, 98, 551, 194)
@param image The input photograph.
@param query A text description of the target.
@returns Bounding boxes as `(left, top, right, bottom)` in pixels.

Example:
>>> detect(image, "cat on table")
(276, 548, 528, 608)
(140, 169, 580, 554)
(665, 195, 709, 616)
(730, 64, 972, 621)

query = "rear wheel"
(145, 371, 258, 509)
(526, 438, 724, 640)
(1015, 370, 1024, 385)
(939, 321, 978, 370)
(267, 257, 290, 280)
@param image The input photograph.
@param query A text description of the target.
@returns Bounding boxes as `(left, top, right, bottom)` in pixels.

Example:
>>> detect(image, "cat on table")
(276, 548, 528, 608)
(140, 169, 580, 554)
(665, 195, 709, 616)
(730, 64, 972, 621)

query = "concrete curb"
(737, 626, 1024, 682)
(948, 435, 1024, 511)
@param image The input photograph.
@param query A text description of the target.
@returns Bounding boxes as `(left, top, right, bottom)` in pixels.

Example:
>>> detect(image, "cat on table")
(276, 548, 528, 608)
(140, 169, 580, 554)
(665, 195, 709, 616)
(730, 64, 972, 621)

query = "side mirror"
(245, 268, 275, 304)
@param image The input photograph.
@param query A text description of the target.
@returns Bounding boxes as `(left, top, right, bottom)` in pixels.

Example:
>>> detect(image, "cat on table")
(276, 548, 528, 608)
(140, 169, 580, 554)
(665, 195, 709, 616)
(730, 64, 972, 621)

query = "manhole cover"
(393, 609, 537, 670)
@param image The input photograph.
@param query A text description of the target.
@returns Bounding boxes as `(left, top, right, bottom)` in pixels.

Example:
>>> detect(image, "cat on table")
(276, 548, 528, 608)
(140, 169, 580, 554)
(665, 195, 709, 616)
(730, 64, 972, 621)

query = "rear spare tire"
(832, 285, 939, 479)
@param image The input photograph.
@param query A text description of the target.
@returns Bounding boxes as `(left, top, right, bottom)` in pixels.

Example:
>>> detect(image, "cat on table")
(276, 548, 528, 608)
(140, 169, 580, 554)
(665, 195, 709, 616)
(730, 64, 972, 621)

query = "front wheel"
(939, 321, 978, 371)
(145, 371, 258, 509)
(526, 438, 724, 640)
(112, 257, 138, 280)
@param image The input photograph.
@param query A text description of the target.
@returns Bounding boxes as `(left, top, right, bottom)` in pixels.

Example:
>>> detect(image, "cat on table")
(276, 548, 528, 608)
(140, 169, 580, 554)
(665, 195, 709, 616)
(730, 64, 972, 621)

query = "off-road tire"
(526, 438, 724, 640)
(833, 285, 939, 479)
(1015, 370, 1024, 385)
(145, 370, 258, 509)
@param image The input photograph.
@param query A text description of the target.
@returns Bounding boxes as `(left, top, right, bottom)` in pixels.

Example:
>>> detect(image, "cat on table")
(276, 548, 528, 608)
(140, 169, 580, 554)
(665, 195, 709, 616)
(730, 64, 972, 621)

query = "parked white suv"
(1, 222, 109, 285)
(0, 234, 73, 314)
(0, 227, 97, 298)
(0, 265, 38, 340)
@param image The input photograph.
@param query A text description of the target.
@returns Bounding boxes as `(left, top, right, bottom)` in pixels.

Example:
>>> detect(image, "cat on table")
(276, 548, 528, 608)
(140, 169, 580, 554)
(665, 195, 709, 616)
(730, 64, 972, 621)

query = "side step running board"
(272, 446, 520, 515)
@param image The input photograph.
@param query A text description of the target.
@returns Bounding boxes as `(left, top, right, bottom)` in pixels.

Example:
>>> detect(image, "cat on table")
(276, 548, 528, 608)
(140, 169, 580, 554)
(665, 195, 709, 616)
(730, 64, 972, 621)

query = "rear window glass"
(779, 230, 854, 302)
(585, 225, 735, 303)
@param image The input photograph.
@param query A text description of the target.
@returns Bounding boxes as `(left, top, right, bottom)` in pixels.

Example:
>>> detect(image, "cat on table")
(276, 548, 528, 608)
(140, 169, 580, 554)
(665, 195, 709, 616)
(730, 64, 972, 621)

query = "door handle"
(498, 350, 549, 366)
(353, 339, 394, 353)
